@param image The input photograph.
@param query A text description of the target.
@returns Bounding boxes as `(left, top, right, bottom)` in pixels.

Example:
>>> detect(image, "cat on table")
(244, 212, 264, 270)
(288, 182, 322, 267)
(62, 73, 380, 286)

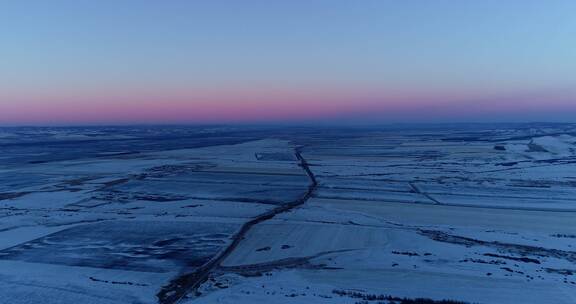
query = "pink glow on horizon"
(1, 88, 575, 125)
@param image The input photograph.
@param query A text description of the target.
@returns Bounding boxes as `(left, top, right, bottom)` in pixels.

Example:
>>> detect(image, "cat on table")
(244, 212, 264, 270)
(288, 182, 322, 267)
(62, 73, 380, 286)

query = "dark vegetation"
(459, 258, 506, 265)
(0, 192, 29, 200)
(551, 234, 576, 239)
(420, 230, 575, 263)
(89, 276, 149, 287)
(545, 268, 575, 276)
(483, 253, 541, 264)
(332, 289, 470, 304)
(392, 251, 432, 257)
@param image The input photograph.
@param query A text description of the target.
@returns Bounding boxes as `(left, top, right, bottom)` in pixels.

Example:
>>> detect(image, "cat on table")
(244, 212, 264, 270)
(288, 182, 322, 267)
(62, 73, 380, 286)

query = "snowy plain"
(0, 124, 575, 304)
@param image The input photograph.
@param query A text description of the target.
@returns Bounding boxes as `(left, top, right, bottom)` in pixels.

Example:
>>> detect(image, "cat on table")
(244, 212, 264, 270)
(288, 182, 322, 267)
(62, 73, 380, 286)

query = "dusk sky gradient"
(1, 0, 575, 125)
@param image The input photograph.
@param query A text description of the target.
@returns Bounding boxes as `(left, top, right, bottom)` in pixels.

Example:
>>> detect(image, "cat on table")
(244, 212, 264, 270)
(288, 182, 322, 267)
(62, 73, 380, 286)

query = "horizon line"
(1, 121, 575, 129)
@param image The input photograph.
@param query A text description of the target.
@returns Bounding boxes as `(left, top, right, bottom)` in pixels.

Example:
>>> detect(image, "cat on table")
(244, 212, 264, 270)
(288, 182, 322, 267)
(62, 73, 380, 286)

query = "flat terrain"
(0, 124, 575, 304)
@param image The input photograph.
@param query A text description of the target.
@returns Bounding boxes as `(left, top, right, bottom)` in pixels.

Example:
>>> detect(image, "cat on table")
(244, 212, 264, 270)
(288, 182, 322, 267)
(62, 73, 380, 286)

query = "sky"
(1, 0, 575, 125)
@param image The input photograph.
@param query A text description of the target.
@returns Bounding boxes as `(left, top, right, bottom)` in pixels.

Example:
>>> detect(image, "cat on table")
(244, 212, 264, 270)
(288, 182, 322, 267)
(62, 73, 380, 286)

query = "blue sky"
(1, 0, 575, 124)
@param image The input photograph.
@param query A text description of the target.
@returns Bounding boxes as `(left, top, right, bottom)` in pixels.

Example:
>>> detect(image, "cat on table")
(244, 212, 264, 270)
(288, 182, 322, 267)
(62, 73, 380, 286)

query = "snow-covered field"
(1, 125, 575, 304)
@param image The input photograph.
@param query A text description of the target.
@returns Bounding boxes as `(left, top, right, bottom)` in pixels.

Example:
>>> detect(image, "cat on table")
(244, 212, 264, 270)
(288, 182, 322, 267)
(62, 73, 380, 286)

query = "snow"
(2, 125, 576, 304)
